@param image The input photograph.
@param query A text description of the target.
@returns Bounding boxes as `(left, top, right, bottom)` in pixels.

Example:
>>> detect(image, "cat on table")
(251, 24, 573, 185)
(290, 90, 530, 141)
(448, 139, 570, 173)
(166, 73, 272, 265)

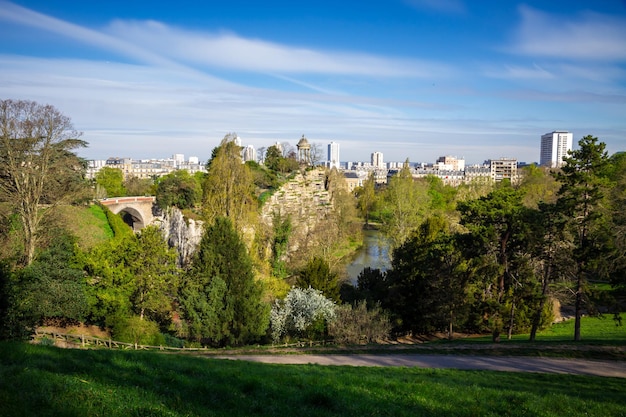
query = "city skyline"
(0, 1, 624, 164)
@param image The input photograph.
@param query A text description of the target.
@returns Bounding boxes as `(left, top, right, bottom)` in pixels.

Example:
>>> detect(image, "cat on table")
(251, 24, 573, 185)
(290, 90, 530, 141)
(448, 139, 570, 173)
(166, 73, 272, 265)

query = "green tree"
(387, 215, 467, 336)
(380, 161, 432, 250)
(554, 135, 612, 341)
(0, 99, 88, 266)
(458, 183, 528, 341)
(95, 167, 126, 198)
(79, 234, 138, 327)
(355, 172, 377, 225)
(156, 169, 201, 210)
(203, 134, 257, 230)
(518, 164, 560, 208)
(271, 213, 292, 279)
(129, 226, 180, 324)
(180, 217, 269, 346)
(296, 257, 341, 302)
(123, 175, 154, 196)
(19, 231, 88, 326)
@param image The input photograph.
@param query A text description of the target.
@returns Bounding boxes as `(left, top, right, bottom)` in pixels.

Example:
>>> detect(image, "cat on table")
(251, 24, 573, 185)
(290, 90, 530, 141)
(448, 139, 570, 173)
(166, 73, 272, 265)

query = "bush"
(328, 301, 391, 345)
(270, 287, 336, 343)
(111, 316, 165, 346)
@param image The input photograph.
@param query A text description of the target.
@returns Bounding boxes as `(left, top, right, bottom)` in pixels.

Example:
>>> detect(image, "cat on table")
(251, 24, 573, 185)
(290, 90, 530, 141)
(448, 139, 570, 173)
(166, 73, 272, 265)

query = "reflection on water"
(345, 229, 391, 285)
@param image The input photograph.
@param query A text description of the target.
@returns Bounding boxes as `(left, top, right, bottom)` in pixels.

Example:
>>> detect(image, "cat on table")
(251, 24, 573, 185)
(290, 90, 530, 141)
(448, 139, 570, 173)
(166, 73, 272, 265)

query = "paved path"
(215, 354, 626, 378)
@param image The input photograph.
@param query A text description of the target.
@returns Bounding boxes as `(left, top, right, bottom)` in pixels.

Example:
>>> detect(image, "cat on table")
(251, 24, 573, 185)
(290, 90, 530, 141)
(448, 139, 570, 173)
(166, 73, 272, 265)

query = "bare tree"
(0, 99, 87, 266)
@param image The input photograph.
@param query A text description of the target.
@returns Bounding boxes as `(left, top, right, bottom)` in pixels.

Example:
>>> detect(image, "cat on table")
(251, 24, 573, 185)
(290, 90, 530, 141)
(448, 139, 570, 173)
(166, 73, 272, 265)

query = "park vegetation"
(0, 98, 625, 348)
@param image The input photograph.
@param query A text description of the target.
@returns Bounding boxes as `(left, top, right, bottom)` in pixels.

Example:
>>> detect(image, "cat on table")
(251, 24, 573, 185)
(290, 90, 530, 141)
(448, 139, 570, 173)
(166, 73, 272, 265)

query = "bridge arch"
(99, 196, 156, 231)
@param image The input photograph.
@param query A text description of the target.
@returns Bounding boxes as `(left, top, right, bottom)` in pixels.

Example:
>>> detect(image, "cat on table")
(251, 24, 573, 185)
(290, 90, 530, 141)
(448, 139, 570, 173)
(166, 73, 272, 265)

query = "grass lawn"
(1, 341, 626, 417)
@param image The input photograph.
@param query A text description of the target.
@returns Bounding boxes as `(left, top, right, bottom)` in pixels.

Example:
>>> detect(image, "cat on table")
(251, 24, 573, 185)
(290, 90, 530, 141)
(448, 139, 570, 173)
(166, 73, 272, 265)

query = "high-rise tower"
(328, 141, 340, 169)
(540, 131, 573, 167)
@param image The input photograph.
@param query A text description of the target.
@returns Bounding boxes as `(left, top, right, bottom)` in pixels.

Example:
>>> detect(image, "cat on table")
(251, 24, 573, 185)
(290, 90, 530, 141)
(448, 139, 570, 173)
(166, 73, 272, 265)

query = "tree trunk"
(530, 260, 551, 342)
(574, 272, 583, 341)
(507, 301, 515, 340)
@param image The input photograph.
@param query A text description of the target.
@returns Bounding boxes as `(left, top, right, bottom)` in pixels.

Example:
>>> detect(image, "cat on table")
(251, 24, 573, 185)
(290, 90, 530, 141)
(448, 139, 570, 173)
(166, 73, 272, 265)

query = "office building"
(540, 131, 573, 167)
(328, 141, 340, 169)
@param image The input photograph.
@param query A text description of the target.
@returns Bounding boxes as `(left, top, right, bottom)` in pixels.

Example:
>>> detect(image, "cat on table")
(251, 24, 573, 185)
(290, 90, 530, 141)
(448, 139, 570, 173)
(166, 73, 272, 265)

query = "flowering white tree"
(270, 287, 336, 343)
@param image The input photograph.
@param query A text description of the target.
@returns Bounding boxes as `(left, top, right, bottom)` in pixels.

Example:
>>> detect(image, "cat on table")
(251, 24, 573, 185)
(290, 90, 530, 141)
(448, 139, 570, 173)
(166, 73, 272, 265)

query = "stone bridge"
(99, 196, 157, 231)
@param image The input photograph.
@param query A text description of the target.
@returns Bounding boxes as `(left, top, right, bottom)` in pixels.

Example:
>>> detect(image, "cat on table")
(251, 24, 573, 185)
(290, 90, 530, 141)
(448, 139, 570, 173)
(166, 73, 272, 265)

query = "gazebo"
(296, 135, 311, 165)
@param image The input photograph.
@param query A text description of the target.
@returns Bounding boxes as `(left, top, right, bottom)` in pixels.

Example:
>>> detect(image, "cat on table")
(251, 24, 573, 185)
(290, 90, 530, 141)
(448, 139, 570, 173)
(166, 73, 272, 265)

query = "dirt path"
(214, 354, 626, 378)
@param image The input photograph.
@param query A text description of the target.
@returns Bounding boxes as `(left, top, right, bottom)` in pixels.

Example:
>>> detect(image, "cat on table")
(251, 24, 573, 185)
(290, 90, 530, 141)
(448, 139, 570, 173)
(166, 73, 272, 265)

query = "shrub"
(328, 301, 391, 345)
(270, 287, 336, 343)
(111, 316, 165, 346)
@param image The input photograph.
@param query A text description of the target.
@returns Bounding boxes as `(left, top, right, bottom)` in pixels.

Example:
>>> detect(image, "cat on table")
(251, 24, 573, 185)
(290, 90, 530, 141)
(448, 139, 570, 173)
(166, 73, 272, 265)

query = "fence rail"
(32, 329, 332, 351)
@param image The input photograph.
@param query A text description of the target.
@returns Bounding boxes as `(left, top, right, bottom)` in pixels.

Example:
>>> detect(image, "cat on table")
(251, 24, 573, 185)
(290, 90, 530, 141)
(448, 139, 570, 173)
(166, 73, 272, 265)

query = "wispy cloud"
(511, 5, 626, 61)
(105, 19, 452, 78)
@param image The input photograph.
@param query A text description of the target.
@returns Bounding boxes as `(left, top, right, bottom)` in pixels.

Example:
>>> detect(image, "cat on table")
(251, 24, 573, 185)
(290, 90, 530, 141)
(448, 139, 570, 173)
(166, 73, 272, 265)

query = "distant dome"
(297, 135, 310, 149)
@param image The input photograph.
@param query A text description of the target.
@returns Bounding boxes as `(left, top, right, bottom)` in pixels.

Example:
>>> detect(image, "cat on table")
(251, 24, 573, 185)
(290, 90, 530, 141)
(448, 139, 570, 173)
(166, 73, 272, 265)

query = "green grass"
(57, 204, 114, 248)
(449, 313, 626, 346)
(1, 342, 625, 417)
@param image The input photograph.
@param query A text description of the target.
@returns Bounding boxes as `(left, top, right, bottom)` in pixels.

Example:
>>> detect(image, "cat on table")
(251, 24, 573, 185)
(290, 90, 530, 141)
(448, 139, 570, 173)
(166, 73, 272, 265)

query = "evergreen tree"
(180, 217, 269, 346)
(554, 135, 612, 341)
(296, 257, 341, 302)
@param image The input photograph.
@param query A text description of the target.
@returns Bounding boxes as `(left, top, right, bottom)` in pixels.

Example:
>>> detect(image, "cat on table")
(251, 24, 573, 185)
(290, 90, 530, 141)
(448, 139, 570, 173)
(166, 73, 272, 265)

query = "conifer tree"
(180, 217, 269, 346)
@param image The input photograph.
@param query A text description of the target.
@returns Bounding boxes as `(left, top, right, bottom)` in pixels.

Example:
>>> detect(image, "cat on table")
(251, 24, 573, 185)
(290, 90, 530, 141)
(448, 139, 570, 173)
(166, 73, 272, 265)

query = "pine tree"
(554, 135, 611, 341)
(180, 217, 269, 346)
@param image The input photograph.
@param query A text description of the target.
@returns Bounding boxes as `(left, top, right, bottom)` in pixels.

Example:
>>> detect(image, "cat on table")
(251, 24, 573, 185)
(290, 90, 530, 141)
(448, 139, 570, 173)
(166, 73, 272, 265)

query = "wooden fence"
(32, 329, 331, 351)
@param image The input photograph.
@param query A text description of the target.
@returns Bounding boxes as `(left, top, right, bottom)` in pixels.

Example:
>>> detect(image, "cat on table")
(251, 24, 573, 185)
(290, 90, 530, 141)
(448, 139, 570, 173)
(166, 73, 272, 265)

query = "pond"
(345, 228, 392, 285)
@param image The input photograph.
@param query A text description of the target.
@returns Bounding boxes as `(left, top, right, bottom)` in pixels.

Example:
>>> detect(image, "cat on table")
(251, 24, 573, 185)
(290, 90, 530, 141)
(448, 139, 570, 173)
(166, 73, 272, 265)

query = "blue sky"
(0, 0, 624, 164)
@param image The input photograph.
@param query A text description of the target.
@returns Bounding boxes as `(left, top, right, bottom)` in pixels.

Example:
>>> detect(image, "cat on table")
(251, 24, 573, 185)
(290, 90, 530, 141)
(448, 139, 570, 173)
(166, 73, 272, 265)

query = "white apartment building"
(371, 151, 384, 169)
(540, 131, 573, 168)
(436, 155, 465, 171)
(328, 141, 340, 169)
(243, 144, 257, 163)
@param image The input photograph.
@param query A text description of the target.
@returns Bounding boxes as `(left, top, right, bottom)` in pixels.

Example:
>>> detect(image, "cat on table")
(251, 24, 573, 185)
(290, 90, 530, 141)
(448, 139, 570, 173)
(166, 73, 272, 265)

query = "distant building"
(371, 152, 384, 169)
(436, 155, 465, 171)
(489, 158, 518, 183)
(540, 131, 573, 167)
(173, 154, 185, 166)
(243, 145, 257, 163)
(328, 141, 340, 169)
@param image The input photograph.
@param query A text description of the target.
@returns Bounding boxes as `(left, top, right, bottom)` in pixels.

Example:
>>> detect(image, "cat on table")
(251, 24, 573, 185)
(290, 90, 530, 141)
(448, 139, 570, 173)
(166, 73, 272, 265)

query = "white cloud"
(512, 5, 626, 61)
(105, 19, 452, 78)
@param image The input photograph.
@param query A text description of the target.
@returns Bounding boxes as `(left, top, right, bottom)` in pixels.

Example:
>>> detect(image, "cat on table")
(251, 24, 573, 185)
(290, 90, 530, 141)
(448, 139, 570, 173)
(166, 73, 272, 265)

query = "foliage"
(270, 286, 336, 343)
(387, 216, 468, 335)
(264, 144, 299, 173)
(129, 226, 180, 325)
(0, 99, 88, 266)
(352, 267, 389, 308)
(111, 315, 165, 346)
(18, 231, 88, 326)
(179, 217, 269, 346)
(123, 175, 154, 197)
(100, 203, 134, 238)
(327, 301, 391, 344)
(457, 183, 530, 341)
(155, 169, 201, 210)
(95, 167, 126, 198)
(380, 162, 432, 249)
(203, 134, 257, 231)
(271, 213, 291, 279)
(78, 234, 138, 328)
(554, 135, 613, 341)
(0, 262, 31, 340)
(355, 172, 377, 225)
(296, 257, 341, 302)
